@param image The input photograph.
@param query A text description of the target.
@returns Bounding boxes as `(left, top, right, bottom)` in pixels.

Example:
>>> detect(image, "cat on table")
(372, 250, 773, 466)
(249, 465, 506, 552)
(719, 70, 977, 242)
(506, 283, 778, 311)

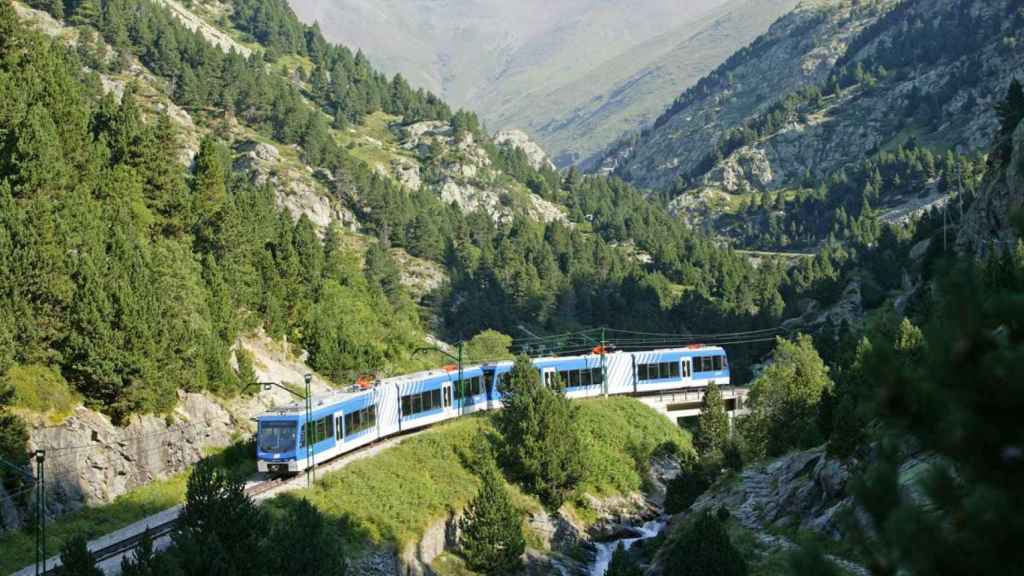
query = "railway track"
(32, 477, 286, 575)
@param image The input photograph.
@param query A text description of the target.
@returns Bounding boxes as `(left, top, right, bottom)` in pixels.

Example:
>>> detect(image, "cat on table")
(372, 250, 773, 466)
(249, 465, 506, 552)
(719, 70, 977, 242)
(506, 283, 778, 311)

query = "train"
(255, 345, 730, 474)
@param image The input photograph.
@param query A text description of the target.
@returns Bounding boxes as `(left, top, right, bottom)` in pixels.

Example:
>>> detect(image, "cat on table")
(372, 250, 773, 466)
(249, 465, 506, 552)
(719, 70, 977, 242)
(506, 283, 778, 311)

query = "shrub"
(664, 463, 712, 515)
(4, 364, 78, 418)
(606, 542, 643, 576)
(668, 511, 748, 576)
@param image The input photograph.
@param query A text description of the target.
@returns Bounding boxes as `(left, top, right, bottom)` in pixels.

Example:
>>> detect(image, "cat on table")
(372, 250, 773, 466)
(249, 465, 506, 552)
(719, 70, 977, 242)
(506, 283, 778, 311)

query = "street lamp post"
(304, 373, 314, 486)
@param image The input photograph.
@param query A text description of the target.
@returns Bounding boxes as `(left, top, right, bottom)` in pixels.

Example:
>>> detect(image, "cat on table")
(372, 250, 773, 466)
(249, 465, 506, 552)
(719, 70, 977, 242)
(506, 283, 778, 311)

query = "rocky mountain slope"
(958, 117, 1024, 255)
(287, 0, 794, 166)
(602, 0, 1024, 236)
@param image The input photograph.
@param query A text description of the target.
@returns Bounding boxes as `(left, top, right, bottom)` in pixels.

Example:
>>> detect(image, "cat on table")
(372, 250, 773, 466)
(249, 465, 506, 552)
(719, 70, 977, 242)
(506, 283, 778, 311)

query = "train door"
(483, 369, 496, 405)
(542, 367, 556, 388)
(681, 358, 692, 384)
(442, 381, 453, 414)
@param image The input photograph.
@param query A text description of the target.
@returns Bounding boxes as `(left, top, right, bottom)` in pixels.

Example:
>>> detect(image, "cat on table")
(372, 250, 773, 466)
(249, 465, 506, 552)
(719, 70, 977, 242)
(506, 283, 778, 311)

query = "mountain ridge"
(287, 0, 795, 165)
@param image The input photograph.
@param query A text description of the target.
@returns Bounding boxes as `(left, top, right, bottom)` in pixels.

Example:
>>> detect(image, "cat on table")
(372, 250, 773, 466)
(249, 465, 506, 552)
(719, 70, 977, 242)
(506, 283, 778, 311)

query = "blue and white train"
(256, 346, 729, 474)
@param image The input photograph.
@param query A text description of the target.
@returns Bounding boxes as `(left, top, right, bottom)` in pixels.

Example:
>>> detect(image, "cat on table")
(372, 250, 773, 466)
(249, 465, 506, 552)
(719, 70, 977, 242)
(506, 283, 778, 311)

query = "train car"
(451, 365, 490, 416)
(255, 345, 730, 474)
(631, 346, 730, 393)
(533, 353, 607, 399)
(256, 389, 377, 474)
(387, 368, 457, 433)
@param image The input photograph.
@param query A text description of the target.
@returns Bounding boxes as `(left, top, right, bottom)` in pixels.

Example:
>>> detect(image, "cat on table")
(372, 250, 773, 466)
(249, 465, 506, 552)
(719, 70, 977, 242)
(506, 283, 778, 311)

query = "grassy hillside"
(273, 397, 691, 548)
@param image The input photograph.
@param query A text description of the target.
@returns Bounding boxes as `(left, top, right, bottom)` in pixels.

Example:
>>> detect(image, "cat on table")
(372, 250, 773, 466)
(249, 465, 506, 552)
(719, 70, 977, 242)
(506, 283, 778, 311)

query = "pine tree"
(694, 381, 729, 457)
(57, 535, 103, 576)
(172, 460, 263, 576)
(459, 460, 525, 575)
(496, 355, 588, 510)
(668, 512, 747, 576)
(266, 498, 345, 576)
(120, 527, 158, 576)
(606, 543, 643, 576)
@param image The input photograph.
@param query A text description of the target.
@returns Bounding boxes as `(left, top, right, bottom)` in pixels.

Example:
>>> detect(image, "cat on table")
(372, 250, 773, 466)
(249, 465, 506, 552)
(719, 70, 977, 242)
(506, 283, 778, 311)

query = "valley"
(0, 0, 1022, 575)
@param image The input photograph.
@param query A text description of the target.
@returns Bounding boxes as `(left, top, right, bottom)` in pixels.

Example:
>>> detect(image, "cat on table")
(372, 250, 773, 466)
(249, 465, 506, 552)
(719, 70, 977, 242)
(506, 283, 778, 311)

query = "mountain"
(600, 0, 1024, 248)
(286, 0, 795, 165)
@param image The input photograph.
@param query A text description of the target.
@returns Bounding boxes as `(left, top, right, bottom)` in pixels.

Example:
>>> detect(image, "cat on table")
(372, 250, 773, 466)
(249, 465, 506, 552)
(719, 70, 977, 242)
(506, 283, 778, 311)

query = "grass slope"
(273, 397, 691, 549)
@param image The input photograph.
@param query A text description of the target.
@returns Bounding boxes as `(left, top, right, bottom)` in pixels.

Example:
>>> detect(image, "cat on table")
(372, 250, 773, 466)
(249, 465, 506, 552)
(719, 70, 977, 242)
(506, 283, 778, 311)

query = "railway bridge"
(634, 384, 749, 426)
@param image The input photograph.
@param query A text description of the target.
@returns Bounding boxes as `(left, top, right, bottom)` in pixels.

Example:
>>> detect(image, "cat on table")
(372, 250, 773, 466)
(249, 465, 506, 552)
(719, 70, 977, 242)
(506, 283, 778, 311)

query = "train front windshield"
(259, 422, 297, 453)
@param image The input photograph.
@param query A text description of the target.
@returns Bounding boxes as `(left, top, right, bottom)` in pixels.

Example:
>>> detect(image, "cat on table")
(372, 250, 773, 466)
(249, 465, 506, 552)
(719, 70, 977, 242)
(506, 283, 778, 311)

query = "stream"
(588, 518, 667, 576)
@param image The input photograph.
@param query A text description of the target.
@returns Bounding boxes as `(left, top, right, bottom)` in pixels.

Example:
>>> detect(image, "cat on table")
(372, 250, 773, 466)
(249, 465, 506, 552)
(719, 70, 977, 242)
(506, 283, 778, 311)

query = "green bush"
(664, 464, 712, 515)
(668, 511, 748, 576)
(4, 364, 79, 418)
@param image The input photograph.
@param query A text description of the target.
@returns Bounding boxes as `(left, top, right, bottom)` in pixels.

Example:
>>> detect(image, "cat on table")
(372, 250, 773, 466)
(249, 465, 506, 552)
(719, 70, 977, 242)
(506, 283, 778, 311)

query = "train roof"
(258, 387, 370, 418)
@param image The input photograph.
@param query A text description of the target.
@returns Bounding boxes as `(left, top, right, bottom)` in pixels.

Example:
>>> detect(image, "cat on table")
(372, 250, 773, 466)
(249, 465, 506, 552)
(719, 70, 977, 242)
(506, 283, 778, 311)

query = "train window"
(259, 422, 297, 453)
(326, 416, 334, 440)
(336, 417, 343, 440)
(669, 362, 680, 378)
(713, 356, 723, 371)
(638, 364, 648, 381)
(432, 388, 441, 409)
(581, 369, 592, 386)
(567, 370, 580, 387)
(316, 419, 326, 443)
(592, 368, 604, 385)
(401, 396, 411, 415)
(500, 373, 511, 390)
(544, 371, 555, 387)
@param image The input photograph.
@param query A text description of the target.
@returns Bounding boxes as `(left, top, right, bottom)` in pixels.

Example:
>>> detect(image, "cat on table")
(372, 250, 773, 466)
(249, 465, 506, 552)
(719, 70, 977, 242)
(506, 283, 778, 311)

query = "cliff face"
(958, 119, 1024, 255)
(604, 0, 1024, 207)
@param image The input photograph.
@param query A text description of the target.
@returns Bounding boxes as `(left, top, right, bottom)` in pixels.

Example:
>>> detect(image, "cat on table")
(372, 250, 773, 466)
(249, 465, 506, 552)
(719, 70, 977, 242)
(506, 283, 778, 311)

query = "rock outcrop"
(494, 129, 556, 171)
(391, 121, 570, 226)
(233, 140, 358, 231)
(25, 392, 236, 518)
(958, 120, 1024, 256)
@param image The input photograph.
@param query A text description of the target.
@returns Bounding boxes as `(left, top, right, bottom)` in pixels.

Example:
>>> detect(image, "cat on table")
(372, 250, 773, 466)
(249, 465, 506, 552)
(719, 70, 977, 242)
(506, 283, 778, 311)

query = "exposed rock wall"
(26, 392, 237, 518)
(958, 120, 1024, 256)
